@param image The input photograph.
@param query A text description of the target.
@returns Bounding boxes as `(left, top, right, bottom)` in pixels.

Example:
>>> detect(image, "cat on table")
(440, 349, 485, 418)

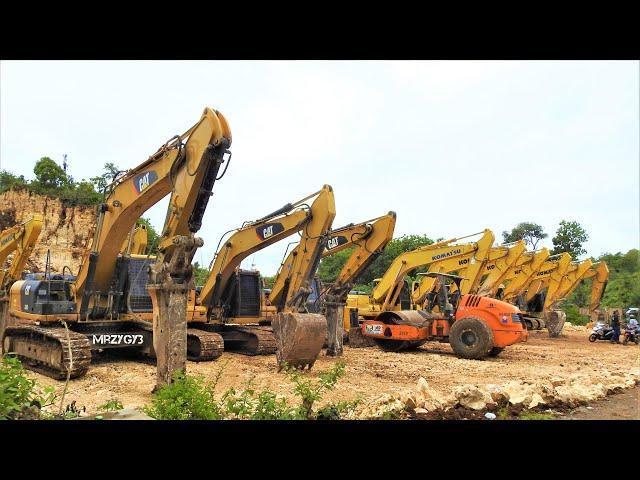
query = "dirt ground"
(563, 386, 639, 420)
(28, 328, 640, 418)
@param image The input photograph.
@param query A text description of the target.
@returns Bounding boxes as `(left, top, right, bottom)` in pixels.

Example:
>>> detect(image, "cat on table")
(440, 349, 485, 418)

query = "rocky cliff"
(0, 188, 97, 274)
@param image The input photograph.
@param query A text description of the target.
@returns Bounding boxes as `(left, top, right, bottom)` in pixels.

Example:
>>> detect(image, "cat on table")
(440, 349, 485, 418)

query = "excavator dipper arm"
(320, 212, 396, 355)
(269, 185, 336, 369)
(582, 261, 609, 313)
(198, 187, 331, 315)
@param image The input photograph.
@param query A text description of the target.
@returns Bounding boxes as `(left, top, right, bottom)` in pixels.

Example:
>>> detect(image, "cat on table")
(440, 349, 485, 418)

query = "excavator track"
(220, 326, 277, 356)
(2, 324, 92, 380)
(187, 328, 224, 361)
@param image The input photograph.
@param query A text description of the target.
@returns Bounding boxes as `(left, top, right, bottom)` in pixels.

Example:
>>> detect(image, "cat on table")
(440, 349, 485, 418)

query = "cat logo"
(256, 222, 285, 241)
(133, 170, 158, 194)
(326, 236, 347, 250)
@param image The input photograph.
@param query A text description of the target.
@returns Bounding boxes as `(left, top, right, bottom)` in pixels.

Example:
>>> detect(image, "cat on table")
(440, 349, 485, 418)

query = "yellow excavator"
(542, 259, 594, 310)
(495, 248, 549, 300)
(120, 223, 149, 256)
(526, 259, 609, 324)
(581, 261, 609, 314)
(501, 252, 572, 332)
(475, 241, 527, 297)
(0, 214, 44, 335)
(3, 107, 232, 384)
(185, 185, 336, 362)
(312, 212, 397, 356)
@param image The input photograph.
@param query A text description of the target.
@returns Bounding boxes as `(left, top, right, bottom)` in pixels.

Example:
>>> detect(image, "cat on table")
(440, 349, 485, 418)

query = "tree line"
(1, 159, 160, 255)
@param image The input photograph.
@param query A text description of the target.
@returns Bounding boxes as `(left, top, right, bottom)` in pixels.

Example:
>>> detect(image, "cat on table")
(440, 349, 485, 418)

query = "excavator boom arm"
(74, 107, 231, 301)
(323, 212, 396, 300)
(198, 192, 329, 310)
(268, 185, 336, 311)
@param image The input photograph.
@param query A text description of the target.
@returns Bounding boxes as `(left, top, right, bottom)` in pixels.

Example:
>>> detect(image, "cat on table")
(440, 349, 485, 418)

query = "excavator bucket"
(272, 312, 327, 370)
(545, 310, 566, 337)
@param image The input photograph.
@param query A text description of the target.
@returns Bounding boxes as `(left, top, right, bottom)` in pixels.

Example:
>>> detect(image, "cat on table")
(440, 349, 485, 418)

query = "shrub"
(144, 361, 350, 420)
(563, 304, 590, 325)
(0, 354, 56, 419)
(142, 370, 223, 420)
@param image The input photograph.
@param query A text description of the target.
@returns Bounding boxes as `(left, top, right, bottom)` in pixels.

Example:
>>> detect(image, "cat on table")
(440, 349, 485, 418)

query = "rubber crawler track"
(3, 324, 92, 380)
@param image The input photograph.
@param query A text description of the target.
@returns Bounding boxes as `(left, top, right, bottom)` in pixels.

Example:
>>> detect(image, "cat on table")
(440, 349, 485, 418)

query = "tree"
(32, 157, 69, 190)
(551, 220, 588, 257)
(90, 163, 121, 194)
(192, 262, 209, 287)
(0, 170, 27, 193)
(502, 222, 547, 249)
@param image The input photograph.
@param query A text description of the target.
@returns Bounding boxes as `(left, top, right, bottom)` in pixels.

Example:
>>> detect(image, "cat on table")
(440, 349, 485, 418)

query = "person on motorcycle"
(610, 310, 621, 344)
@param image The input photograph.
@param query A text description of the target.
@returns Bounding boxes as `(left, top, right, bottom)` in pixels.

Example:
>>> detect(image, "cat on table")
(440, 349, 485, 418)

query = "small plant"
(142, 370, 223, 420)
(98, 399, 124, 412)
(380, 408, 403, 420)
(316, 399, 361, 420)
(0, 354, 56, 420)
(285, 361, 346, 419)
(496, 406, 511, 420)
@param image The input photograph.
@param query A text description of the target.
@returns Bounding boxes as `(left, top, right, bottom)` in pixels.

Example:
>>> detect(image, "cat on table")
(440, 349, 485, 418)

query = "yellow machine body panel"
(581, 261, 609, 312)
(0, 214, 43, 294)
(500, 248, 551, 303)
(476, 240, 527, 297)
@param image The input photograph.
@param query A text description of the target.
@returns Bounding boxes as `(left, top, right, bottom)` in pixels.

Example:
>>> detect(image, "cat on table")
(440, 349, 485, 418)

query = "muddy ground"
(29, 327, 640, 419)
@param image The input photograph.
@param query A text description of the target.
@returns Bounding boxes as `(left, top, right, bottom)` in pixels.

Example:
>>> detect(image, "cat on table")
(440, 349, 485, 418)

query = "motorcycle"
(589, 322, 615, 342)
(622, 328, 640, 345)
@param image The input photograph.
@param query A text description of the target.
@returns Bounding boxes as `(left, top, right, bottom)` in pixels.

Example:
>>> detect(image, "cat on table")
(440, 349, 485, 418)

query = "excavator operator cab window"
(399, 280, 411, 310)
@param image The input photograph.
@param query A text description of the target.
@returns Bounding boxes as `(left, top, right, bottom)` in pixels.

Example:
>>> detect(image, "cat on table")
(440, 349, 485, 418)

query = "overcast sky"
(1, 61, 638, 276)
